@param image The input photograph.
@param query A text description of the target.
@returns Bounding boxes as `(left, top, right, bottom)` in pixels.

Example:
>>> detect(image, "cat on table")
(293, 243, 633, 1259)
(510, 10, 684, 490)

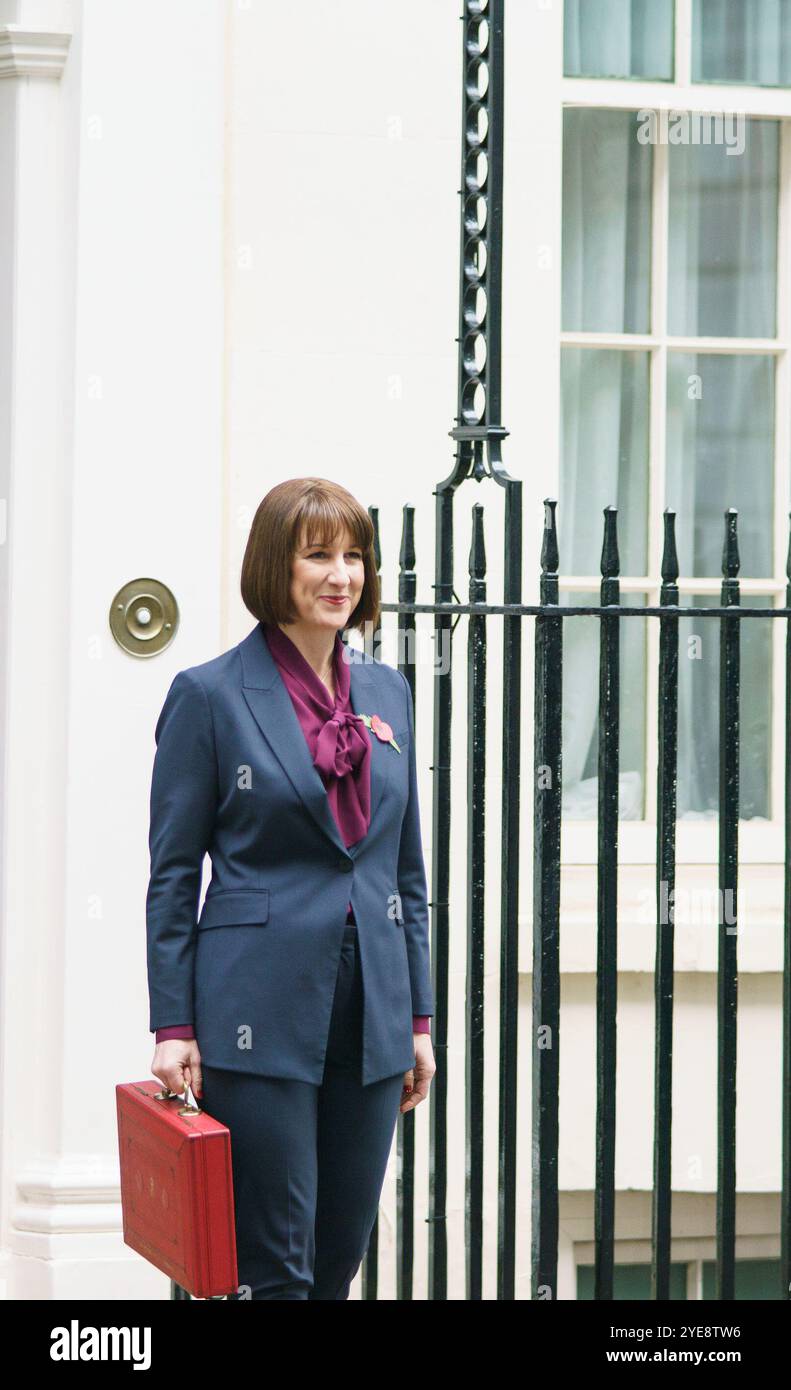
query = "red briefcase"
(116, 1080, 238, 1299)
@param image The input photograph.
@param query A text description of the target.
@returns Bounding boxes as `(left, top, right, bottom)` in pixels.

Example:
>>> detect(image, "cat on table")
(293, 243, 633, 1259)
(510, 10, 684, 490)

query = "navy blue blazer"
(146, 621, 435, 1085)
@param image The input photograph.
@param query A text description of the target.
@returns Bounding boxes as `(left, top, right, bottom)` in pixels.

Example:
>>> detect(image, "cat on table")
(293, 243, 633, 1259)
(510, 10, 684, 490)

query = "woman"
(147, 476, 436, 1300)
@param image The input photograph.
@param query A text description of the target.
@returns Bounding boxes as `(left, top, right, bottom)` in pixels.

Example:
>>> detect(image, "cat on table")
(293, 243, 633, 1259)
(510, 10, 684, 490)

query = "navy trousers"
(200, 925, 406, 1300)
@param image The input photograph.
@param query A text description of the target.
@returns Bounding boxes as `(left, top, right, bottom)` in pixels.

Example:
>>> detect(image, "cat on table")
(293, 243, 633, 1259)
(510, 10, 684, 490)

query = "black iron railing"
(362, 498, 791, 1303)
(362, 0, 791, 1302)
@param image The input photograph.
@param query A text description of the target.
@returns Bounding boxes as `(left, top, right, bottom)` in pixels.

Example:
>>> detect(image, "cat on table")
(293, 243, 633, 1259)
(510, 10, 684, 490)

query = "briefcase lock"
(153, 1083, 202, 1117)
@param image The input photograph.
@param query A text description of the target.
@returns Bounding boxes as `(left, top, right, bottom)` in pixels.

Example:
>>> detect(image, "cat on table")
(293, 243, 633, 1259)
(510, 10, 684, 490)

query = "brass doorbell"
(109, 578, 179, 657)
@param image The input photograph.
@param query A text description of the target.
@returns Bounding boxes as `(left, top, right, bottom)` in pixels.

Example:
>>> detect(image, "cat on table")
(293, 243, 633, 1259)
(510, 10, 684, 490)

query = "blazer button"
(338, 858, 353, 872)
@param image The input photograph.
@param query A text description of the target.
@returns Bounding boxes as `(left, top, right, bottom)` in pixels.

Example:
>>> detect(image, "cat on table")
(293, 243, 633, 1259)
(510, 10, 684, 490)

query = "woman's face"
(287, 527, 365, 633)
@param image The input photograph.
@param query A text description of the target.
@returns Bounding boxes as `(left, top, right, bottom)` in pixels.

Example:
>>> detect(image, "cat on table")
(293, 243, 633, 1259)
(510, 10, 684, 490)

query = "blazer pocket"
(198, 888, 270, 930)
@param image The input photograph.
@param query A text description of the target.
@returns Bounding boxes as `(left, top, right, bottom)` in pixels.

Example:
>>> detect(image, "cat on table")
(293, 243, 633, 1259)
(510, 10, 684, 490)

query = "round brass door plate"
(109, 579, 179, 657)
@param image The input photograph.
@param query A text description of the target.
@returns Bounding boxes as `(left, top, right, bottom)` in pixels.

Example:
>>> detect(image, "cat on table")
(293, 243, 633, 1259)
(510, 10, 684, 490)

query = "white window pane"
(564, 0, 674, 79)
(560, 591, 647, 821)
(676, 594, 771, 819)
(560, 348, 650, 574)
(666, 354, 774, 577)
(668, 120, 778, 339)
(693, 0, 791, 87)
(563, 109, 652, 333)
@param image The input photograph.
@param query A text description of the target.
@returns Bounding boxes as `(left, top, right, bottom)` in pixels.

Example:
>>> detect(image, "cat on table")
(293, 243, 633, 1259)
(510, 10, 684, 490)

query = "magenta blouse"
(155, 622, 431, 1042)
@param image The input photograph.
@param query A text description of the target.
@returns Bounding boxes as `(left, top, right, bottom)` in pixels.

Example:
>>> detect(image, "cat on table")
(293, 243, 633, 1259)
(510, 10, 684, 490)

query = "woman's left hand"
(400, 1034, 436, 1113)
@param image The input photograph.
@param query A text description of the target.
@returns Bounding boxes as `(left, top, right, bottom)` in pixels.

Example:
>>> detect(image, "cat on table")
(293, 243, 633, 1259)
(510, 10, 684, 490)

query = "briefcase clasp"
(152, 1082, 202, 1117)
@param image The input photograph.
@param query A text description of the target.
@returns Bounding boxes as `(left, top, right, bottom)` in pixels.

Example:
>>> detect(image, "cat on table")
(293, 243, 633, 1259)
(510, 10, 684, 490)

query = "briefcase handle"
(152, 1082, 202, 1117)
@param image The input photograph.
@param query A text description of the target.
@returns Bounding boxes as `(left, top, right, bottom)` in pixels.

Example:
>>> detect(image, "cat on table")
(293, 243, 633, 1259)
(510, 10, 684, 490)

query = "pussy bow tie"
(313, 710, 368, 780)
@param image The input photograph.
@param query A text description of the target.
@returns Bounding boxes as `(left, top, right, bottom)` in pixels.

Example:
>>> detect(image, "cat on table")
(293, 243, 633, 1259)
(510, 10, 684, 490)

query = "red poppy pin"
(358, 713, 401, 753)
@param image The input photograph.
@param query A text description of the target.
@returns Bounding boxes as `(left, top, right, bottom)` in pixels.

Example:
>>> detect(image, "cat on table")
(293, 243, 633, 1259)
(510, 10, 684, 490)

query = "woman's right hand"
(152, 1039, 203, 1100)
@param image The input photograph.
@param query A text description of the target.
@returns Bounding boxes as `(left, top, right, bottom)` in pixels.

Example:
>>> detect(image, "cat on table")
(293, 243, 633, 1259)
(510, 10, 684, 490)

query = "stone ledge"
(0, 26, 71, 80)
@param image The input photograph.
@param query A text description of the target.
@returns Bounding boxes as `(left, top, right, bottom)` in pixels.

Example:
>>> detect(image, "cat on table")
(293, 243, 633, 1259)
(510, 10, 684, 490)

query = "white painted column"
(0, 0, 78, 1301)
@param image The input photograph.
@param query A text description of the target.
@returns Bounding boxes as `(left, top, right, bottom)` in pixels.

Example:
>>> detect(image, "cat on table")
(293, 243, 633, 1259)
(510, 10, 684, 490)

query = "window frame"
(553, 0, 791, 864)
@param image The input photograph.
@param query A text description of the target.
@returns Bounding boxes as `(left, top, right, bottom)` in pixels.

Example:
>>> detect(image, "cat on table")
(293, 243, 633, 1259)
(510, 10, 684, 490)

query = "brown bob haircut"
(240, 477, 380, 633)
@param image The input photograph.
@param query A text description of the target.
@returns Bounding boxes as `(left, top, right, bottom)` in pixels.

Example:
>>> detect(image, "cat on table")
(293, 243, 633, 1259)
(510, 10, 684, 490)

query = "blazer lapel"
(238, 622, 387, 858)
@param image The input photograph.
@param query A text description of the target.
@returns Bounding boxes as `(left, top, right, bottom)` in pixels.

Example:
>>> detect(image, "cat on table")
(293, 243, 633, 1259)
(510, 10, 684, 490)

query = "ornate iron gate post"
(425, 0, 523, 1301)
